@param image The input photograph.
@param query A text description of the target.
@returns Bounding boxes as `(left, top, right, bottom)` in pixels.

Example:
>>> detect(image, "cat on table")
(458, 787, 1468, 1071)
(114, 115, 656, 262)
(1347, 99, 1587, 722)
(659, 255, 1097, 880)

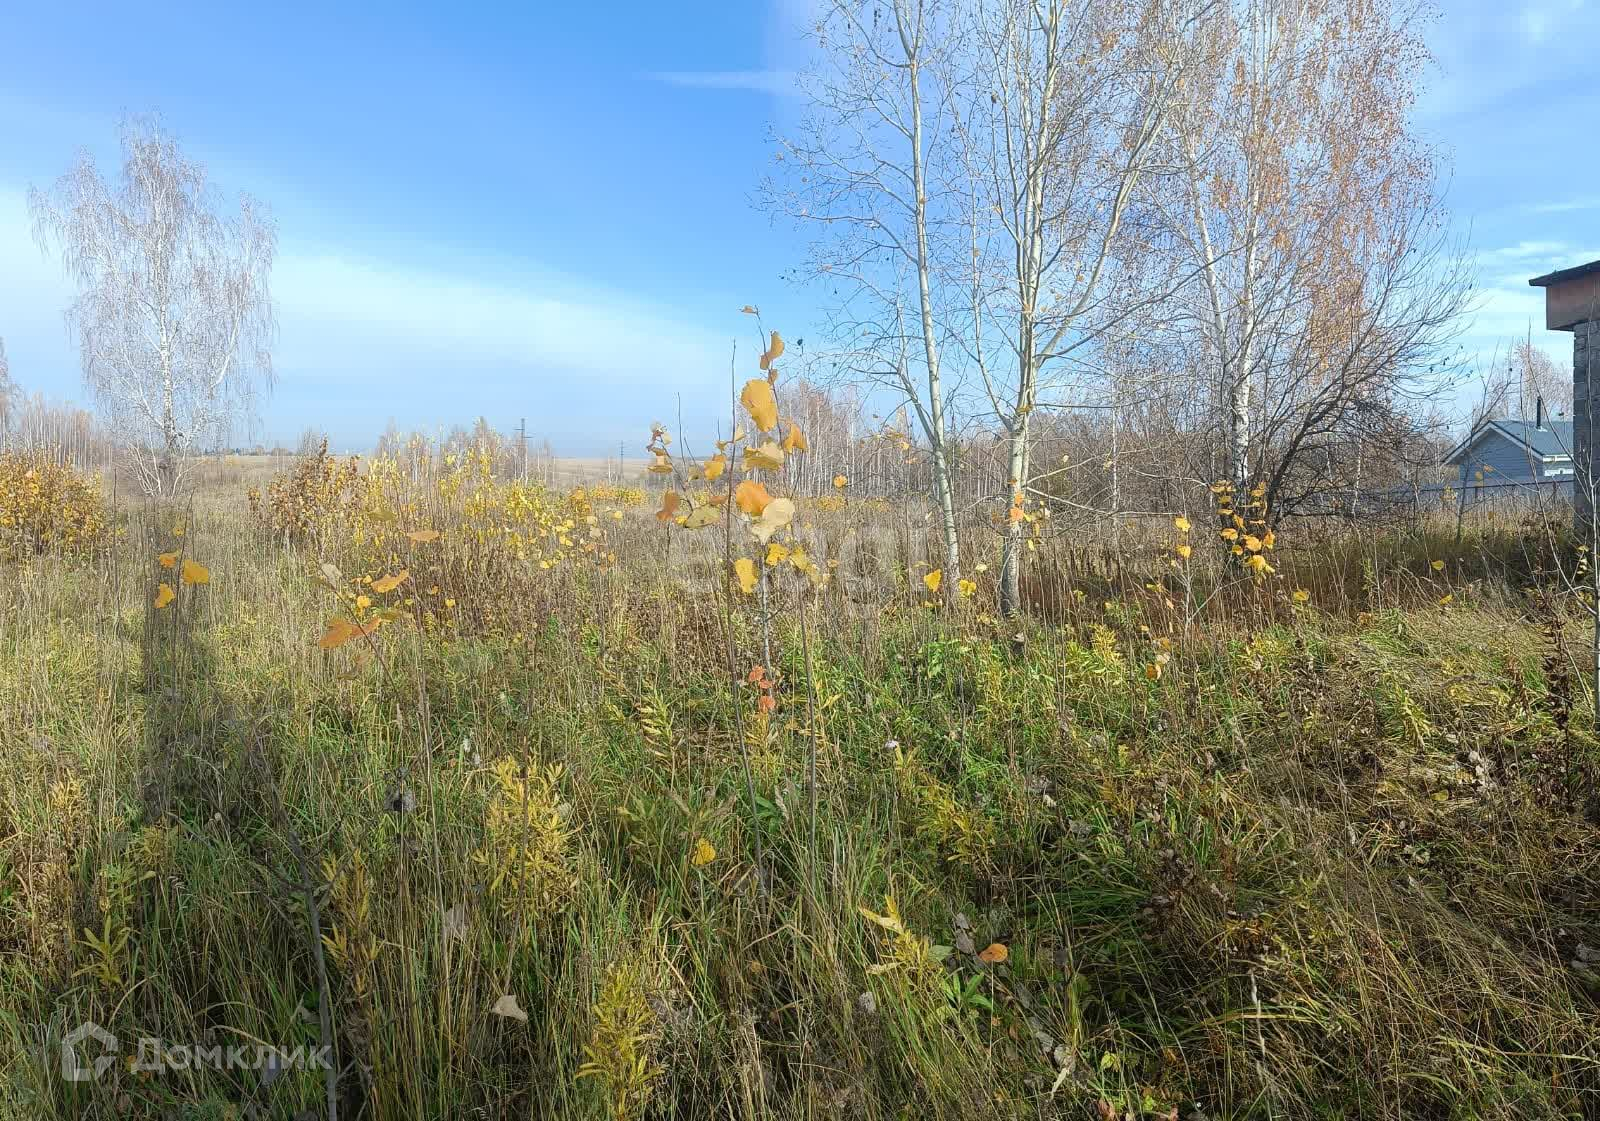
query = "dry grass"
(0, 451, 1596, 1120)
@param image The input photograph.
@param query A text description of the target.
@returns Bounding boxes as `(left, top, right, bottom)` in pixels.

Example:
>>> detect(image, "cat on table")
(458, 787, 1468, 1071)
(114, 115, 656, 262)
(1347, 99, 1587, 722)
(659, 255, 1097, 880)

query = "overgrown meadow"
(2, 354, 1599, 1120)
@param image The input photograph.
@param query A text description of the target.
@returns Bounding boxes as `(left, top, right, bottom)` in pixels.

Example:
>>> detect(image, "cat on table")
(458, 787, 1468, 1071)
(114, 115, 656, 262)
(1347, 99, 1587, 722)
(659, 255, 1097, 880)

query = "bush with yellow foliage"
(0, 451, 107, 559)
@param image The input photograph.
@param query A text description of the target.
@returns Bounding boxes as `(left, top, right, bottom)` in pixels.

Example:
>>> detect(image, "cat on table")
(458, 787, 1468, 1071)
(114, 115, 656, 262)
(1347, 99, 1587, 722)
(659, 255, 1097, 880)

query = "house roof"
(1530, 259, 1600, 288)
(1444, 418, 1574, 465)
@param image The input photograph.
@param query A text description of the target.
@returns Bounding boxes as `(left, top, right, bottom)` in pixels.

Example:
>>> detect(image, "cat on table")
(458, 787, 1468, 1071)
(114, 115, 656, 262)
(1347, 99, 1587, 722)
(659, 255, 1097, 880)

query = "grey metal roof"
(1530, 259, 1600, 288)
(1444, 418, 1574, 464)
(1496, 419, 1574, 458)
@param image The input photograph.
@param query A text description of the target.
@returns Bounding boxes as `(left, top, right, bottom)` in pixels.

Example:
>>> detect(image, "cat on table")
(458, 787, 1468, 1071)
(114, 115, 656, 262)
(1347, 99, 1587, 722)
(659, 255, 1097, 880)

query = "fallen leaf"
(978, 942, 1009, 964)
(491, 994, 528, 1023)
(180, 559, 209, 586)
(157, 551, 178, 569)
(691, 837, 717, 866)
(154, 583, 175, 609)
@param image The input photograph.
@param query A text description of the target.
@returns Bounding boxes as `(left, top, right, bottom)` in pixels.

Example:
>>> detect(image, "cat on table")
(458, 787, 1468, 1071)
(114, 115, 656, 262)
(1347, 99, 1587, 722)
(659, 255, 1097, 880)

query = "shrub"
(247, 436, 362, 542)
(0, 451, 107, 558)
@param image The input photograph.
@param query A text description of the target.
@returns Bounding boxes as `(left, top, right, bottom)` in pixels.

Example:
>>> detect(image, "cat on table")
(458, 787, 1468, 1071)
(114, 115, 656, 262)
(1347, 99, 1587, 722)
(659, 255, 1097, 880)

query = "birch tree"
(967, 0, 1203, 616)
(1152, 0, 1461, 514)
(30, 116, 276, 496)
(770, 0, 967, 590)
(0, 339, 12, 450)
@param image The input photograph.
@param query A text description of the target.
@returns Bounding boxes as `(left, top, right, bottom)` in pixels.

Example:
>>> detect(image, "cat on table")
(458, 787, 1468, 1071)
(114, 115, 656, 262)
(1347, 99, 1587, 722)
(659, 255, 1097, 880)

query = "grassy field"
(2, 447, 1598, 1120)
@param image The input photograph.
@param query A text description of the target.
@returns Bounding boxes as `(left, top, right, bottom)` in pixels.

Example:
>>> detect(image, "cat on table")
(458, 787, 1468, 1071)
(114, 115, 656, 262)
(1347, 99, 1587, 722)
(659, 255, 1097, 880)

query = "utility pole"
(518, 417, 527, 480)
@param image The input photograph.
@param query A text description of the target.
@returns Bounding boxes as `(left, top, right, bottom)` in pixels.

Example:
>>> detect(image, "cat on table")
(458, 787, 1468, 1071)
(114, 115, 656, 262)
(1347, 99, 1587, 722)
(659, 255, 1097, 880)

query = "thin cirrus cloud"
(1524, 198, 1600, 216)
(1460, 240, 1600, 368)
(0, 183, 740, 451)
(267, 249, 740, 447)
(643, 69, 798, 96)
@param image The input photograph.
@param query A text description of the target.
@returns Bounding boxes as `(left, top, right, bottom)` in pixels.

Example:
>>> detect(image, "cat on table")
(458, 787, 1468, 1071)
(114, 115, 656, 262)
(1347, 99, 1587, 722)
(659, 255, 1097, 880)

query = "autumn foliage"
(0, 451, 107, 559)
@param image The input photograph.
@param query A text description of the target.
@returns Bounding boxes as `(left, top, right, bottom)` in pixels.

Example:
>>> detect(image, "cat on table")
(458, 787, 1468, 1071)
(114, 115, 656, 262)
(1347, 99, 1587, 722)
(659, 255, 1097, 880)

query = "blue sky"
(1, 0, 1597, 453)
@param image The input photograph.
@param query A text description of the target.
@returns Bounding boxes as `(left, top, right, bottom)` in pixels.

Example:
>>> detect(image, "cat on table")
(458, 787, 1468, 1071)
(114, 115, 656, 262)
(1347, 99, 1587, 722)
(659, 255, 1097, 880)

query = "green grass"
(1, 499, 1598, 1120)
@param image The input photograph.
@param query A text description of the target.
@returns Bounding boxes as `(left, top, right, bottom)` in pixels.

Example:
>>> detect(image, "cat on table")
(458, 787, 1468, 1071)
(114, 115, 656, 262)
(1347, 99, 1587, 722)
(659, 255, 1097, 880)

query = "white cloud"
(1453, 240, 1600, 376)
(0, 185, 741, 451)
(1525, 197, 1600, 215)
(643, 70, 797, 96)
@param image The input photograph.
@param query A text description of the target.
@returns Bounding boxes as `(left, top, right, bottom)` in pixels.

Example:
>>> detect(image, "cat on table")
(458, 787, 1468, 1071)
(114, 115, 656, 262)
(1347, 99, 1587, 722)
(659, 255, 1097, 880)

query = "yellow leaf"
(355, 595, 371, 610)
(1175, 543, 1192, 559)
(372, 570, 410, 594)
(656, 491, 681, 522)
(735, 480, 773, 516)
(157, 551, 178, 568)
(958, 578, 976, 598)
(765, 542, 790, 566)
(1292, 588, 1311, 603)
(782, 424, 808, 453)
(750, 497, 796, 543)
(691, 837, 717, 866)
(977, 942, 1008, 964)
(1145, 663, 1161, 681)
(1243, 534, 1262, 552)
(682, 505, 720, 529)
(742, 441, 784, 471)
(704, 453, 727, 481)
(180, 559, 209, 586)
(1172, 516, 1191, 533)
(647, 452, 673, 474)
(406, 529, 441, 543)
(759, 330, 785, 372)
(789, 547, 817, 576)
(318, 617, 359, 650)
(923, 569, 943, 594)
(739, 304, 758, 315)
(1430, 559, 1445, 572)
(734, 557, 759, 594)
(154, 583, 175, 609)
(833, 474, 848, 489)
(740, 379, 779, 432)
(1220, 528, 1239, 541)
